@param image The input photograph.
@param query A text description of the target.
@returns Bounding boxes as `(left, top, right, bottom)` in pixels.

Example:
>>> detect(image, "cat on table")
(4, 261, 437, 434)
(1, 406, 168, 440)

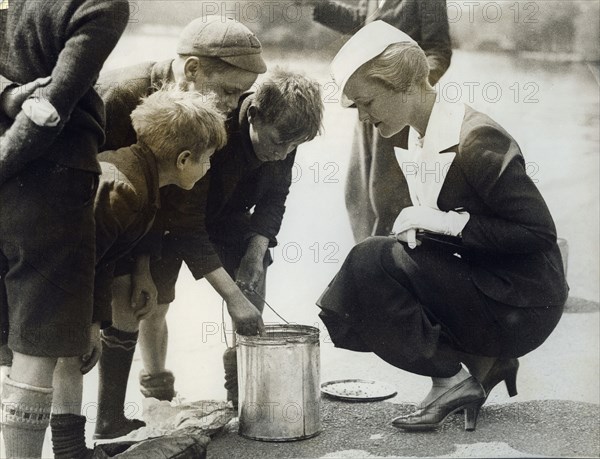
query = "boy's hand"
(227, 292, 265, 336)
(0, 76, 52, 119)
(236, 253, 264, 294)
(80, 322, 101, 374)
(131, 255, 158, 321)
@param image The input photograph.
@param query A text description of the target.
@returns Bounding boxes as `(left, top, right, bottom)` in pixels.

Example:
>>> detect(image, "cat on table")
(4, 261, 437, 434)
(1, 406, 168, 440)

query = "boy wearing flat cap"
(94, 16, 267, 439)
(143, 68, 324, 409)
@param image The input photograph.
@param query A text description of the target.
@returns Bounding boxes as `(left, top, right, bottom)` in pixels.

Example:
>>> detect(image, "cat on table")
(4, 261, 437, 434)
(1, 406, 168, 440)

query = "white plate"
(321, 379, 398, 402)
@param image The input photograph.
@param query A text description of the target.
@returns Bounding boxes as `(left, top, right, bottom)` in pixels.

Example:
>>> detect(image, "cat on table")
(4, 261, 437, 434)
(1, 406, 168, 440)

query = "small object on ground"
(321, 379, 397, 402)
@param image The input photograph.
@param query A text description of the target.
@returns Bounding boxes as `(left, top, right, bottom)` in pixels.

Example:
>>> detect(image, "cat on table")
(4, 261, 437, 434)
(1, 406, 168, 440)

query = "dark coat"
(94, 144, 160, 324)
(424, 106, 568, 308)
(0, 0, 129, 185)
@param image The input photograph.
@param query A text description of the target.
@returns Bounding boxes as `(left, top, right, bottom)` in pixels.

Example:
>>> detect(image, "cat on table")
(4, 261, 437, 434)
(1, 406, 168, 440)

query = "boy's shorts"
(150, 232, 272, 305)
(0, 159, 97, 358)
(150, 232, 222, 305)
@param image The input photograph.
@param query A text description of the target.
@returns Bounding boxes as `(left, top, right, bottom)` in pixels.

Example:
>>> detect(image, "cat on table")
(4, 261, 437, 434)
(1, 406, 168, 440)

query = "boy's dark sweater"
(159, 93, 295, 276)
(0, 0, 129, 185)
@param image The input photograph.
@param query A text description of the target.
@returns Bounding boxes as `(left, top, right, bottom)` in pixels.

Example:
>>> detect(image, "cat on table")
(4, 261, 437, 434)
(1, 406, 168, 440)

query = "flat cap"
(177, 16, 267, 74)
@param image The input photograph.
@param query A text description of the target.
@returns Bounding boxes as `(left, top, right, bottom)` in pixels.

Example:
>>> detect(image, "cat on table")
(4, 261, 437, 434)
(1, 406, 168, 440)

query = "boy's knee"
(143, 303, 170, 326)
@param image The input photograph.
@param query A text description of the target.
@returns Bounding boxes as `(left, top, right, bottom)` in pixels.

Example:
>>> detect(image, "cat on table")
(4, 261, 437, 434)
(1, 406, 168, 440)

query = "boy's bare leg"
(139, 304, 170, 375)
(138, 304, 176, 401)
(2, 352, 55, 459)
(50, 357, 94, 458)
(94, 275, 145, 439)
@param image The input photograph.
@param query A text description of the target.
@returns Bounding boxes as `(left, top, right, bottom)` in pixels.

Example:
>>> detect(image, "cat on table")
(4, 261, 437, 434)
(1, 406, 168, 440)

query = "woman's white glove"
(393, 206, 470, 249)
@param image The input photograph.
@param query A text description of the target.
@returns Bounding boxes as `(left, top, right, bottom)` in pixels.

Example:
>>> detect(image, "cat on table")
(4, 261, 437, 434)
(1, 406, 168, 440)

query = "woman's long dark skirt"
(317, 237, 564, 378)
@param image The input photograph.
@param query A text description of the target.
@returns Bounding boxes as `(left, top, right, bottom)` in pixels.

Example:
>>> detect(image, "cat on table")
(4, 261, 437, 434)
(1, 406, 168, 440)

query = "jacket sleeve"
(415, 0, 452, 85)
(249, 153, 295, 246)
(93, 179, 139, 323)
(0, 0, 129, 185)
(159, 185, 224, 279)
(459, 126, 557, 254)
(313, 0, 367, 34)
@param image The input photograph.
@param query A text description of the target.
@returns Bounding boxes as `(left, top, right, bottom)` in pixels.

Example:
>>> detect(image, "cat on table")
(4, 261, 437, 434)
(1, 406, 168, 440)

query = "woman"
(318, 21, 568, 432)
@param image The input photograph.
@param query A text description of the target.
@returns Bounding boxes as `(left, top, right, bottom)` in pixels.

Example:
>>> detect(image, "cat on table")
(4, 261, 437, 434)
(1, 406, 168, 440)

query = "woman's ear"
(176, 150, 192, 170)
(183, 57, 201, 82)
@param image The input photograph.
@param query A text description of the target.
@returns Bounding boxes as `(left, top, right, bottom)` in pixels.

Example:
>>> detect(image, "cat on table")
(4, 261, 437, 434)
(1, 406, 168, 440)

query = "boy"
(51, 88, 226, 455)
(138, 69, 324, 409)
(1, 1, 128, 457)
(94, 16, 268, 439)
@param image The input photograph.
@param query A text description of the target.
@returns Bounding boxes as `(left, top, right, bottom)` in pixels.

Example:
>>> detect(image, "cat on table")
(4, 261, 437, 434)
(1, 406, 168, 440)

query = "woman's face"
(344, 70, 411, 138)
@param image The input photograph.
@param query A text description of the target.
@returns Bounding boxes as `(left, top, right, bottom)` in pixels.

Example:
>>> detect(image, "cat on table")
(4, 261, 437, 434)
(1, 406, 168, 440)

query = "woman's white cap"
(330, 20, 417, 107)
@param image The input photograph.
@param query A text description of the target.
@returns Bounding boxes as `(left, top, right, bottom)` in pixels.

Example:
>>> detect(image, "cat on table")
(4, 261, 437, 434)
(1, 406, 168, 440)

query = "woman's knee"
(347, 237, 396, 274)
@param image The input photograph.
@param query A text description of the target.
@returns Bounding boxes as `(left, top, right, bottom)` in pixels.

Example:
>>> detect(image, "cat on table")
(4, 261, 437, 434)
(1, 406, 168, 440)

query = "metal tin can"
(237, 324, 321, 441)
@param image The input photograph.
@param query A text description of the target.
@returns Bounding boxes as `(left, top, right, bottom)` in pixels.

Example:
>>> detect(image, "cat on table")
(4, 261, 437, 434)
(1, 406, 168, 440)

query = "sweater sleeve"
(313, 0, 367, 34)
(459, 126, 557, 254)
(249, 153, 295, 246)
(0, 0, 129, 185)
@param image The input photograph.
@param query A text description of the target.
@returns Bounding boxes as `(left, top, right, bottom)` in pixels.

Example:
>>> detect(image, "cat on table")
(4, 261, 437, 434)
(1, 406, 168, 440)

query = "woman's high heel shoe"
(481, 358, 519, 398)
(391, 376, 486, 432)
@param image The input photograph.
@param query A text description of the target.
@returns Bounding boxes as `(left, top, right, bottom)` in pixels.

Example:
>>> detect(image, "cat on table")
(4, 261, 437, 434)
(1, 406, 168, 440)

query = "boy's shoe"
(223, 347, 238, 410)
(93, 417, 146, 440)
(139, 369, 176, 401)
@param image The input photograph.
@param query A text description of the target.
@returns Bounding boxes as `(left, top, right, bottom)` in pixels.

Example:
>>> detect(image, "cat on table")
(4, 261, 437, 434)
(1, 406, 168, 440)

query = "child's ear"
(176, 150, 192, 169)
(183, 57, 201, 81)
(247, 105, 259, 125)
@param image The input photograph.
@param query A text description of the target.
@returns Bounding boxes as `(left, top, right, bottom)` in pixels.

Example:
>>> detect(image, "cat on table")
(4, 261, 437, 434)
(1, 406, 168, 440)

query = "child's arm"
(205, 267, 265, 336)
(0, 0, 129, 185)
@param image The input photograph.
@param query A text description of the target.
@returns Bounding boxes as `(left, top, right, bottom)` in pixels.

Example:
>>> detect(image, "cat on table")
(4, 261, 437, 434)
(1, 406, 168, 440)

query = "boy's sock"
(94, 326, 145, 439)
(223, 347, 238, 409)
(139, 369, 175, 401)
(1, 376, 53, 458)
(50, 413, 92, 459)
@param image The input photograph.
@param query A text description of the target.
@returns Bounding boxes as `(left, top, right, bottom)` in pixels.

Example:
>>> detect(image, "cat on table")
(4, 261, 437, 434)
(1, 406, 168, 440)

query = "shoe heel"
(504, 370, 518, 397)
(463, 402, 482, 431)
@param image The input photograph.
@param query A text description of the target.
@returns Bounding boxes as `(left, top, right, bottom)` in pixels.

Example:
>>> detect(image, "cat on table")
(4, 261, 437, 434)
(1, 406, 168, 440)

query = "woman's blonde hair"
(362, 42, 430, 93)
(131, 86, 227, 162)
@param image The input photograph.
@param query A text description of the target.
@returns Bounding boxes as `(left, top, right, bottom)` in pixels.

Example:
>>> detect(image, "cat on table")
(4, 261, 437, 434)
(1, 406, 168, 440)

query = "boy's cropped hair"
(253, 68, 324, 143)
(131, 86, 227, 161)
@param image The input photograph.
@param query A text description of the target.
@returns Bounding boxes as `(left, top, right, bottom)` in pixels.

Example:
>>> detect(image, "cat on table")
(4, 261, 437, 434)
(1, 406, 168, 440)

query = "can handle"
(221, 286, 290, 347)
